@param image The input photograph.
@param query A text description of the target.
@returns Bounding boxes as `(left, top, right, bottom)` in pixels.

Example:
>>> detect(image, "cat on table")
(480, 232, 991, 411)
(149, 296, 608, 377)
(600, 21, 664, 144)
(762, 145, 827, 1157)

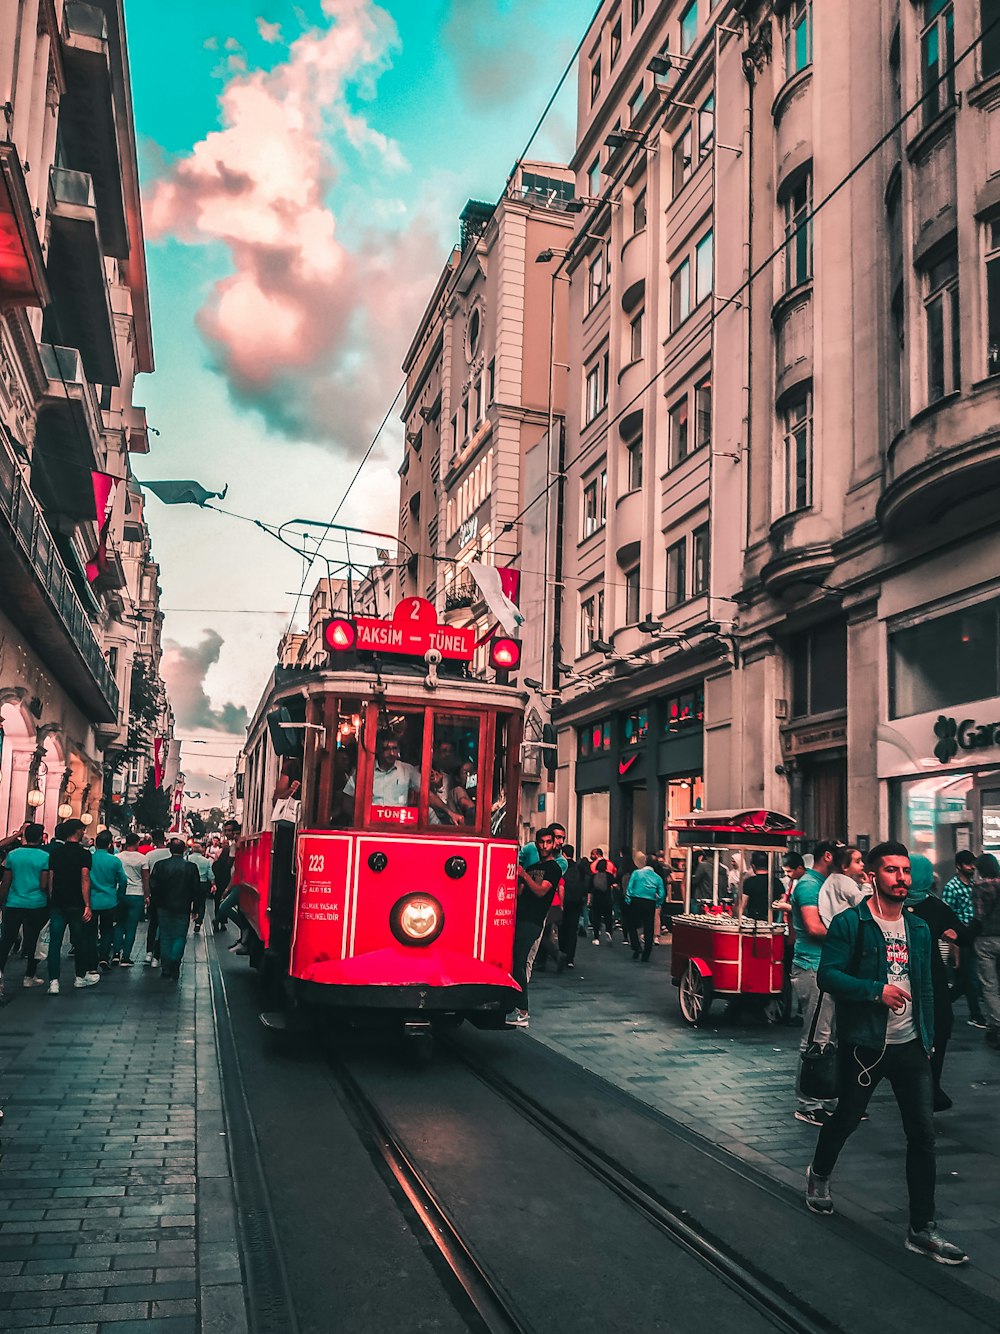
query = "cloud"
(146, 0, 439, 460)
(256, 17, 283, 44)
(442, 0, 542, 111)
(162, 631, 250, 734)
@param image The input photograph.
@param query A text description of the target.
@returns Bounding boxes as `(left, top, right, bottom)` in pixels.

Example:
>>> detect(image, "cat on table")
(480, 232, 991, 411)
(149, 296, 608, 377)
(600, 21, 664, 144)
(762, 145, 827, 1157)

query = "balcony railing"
(444, 581, 478, 611)
(65, 1, 108, 40)
(0, 431, 119, 716)
(50, 166, 98, 210)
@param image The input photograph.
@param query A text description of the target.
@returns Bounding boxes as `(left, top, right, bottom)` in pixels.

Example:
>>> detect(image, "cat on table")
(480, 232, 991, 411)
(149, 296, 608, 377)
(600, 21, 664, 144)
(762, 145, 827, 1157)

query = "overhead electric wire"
(497, 15, 998, 541)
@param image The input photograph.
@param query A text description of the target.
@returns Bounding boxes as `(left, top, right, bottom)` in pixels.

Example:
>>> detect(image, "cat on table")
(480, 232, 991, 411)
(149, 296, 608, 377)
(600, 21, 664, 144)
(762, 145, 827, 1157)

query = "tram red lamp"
(324, 617, 357, 652)
(390, 893, 445, 947)
(489, 637, 522, 672)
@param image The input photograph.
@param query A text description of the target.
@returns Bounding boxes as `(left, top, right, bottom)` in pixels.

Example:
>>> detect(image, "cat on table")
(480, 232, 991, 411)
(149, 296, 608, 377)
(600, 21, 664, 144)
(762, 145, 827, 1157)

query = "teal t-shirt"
(518, 842, 541, 870)
(89, 849, 128, 911)
(4, 846, 49, 909)
(791, 868, 824, 970)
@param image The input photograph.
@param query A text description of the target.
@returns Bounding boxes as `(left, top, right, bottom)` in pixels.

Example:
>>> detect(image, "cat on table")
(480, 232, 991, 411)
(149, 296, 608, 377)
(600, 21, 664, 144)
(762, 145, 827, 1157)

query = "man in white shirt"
(345, 734, 420, 807)
(819, 844, 869, 927)
(116, 831, 150, 966)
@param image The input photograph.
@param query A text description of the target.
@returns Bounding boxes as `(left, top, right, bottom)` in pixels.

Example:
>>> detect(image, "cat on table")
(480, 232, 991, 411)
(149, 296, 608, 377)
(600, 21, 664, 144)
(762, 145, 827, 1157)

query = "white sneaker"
(506, 1010, 530, 1028)
(48, 979, 59, 994)
(84, 970, 101, 982)
(23, 975, 45, 988)
(151, 957, 159, 968)
(144, 952, 153, 965)
(74, 975, 99, 988)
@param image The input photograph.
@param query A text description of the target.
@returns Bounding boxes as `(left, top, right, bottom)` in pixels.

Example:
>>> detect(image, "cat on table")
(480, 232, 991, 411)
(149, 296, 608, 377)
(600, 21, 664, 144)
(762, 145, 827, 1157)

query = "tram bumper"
(292, 946, 520, 1018)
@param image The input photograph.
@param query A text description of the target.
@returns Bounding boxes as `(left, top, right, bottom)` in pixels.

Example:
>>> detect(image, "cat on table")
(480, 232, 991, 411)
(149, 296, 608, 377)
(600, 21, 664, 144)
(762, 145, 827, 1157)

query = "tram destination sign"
(324, 596, 476, 662)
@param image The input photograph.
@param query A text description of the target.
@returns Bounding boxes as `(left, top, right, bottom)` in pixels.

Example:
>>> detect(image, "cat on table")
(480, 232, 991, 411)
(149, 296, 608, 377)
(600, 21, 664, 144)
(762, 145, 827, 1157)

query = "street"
(2, 931, 999, 1333)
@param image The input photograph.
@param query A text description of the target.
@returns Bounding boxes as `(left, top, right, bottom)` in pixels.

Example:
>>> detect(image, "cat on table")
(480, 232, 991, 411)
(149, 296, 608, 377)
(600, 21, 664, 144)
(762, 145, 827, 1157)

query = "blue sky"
(125, 0, 584, 800)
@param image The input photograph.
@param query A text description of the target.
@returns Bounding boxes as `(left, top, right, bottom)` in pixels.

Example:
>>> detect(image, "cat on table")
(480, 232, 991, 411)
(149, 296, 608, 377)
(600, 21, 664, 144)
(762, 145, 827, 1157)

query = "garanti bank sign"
(877, 698, 1000, 779)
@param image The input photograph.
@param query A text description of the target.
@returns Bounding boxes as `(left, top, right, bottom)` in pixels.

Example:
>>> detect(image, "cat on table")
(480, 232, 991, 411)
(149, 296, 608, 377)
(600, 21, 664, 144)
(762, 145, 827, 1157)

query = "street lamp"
(26, 789, 44, 808)
(80, 812, 93, 826)
(57, 802, 73, 819)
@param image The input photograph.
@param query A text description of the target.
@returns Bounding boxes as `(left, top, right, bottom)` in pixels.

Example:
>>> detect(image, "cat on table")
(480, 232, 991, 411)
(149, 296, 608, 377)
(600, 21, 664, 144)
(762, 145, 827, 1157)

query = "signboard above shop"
(877, 696, 1000, 779)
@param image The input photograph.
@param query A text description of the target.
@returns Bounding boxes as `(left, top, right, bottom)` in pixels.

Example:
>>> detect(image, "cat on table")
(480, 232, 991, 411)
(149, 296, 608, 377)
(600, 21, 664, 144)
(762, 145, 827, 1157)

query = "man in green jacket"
(804, 841, 968, 1266)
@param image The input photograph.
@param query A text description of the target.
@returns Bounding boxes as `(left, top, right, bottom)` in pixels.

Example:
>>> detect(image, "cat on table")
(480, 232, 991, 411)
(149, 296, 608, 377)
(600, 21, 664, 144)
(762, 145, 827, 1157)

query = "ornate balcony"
(620, 228, 646, 314)
(878, 391, 1000, 536)
(761, 511, 835, 599)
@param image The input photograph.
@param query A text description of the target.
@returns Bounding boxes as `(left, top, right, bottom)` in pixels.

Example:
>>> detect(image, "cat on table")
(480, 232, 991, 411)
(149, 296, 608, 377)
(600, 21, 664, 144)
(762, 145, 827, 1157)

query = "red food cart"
(668, 810, 802, 1026)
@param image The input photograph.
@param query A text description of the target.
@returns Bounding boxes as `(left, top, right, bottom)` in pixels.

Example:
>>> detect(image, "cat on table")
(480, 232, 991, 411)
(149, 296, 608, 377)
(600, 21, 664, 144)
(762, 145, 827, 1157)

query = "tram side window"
(430, 713, 482, 828)
(491, 714, 516, 839)
(328, 697, 362, 828)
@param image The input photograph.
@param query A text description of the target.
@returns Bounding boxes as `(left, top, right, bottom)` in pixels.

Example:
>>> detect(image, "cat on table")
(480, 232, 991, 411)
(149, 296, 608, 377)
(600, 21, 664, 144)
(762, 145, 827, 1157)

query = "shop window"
(784, 172, 812, 292)
(984, 1, 1000, 79)
(666, 537, 687, 609)
(790, 620, 848, 718)
(623, 708, 649, 746)
(891, 771, 976, 872)
(890, 598, 1000, 718)
(664, 687, 705, 733)
(923, 247, 960, 402)
(680, 0, 698, 54)
(785, 0, 812, 78)
(625, 566, 641, 624)
(578, 719, 612, 758)
(920, 0, 955, 126)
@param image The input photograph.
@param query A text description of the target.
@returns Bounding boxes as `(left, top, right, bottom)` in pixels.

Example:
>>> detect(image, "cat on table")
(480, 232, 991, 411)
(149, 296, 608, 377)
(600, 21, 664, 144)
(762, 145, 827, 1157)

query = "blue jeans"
(157, 910, 190, 974)
(47, 909, 91, 982)
(115, 898, 145, 961)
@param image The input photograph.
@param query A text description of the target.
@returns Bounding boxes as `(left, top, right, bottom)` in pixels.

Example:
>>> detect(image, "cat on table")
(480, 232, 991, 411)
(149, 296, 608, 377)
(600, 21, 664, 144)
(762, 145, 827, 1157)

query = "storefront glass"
(889, 769, 1000, 880)
(662, 774, 704, 905)
(577, 789, 610, 856)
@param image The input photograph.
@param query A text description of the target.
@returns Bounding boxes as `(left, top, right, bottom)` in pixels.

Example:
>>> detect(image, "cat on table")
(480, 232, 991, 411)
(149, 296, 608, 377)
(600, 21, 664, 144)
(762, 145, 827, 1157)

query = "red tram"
(231, 597, 524, 1035)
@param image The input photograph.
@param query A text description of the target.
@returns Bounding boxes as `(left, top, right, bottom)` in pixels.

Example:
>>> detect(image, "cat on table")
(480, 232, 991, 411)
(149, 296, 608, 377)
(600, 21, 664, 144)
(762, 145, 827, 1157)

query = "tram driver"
(342, 731, 455, 823)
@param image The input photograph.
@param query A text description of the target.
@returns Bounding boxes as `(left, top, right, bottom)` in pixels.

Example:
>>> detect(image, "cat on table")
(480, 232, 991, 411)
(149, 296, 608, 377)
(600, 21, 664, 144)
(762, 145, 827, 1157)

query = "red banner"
(153, 737, 165, 789)
(85, 471, 118, 583)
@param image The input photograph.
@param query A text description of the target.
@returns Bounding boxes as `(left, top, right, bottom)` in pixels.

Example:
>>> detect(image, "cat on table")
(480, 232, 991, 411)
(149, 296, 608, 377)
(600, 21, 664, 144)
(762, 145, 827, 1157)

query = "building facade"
(0, 0, 169, 835)
(552, 0, 747, 895)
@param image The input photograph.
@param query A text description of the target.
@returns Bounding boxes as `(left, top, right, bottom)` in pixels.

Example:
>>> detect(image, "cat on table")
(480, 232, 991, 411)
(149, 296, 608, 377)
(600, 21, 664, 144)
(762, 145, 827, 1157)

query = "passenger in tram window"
(428, 769, 461, 825)
(448, 762, 477, 826)
(431, 738, 461, 778)
(345, 733, 420, 807)
(271, 759, 302, 825)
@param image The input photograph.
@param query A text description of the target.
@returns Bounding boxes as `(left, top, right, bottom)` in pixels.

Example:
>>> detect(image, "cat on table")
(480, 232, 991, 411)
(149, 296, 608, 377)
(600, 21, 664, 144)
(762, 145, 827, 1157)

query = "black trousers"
(192, 887, 209, 927)
(146, 904, 160, 958)
(558, 903, 584, 962)
(627, 899, 657, 960)
(590, 892, 614, 937)
(812, 1038, 935, 1231)
(0, 906, 48, 976)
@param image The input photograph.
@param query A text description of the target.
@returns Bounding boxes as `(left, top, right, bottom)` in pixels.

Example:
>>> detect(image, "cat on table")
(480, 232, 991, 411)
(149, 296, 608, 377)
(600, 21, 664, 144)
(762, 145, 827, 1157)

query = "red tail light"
(489, 637, 521, 671)
(324, 618, 357, 652)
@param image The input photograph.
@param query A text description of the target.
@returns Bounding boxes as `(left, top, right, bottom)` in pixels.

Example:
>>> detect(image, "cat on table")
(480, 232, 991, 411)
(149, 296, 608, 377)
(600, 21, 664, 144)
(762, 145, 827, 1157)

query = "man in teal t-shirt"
(789, 841, 839, 1125)
(90, 830, 128, 968)
(0, 823, 50, 992)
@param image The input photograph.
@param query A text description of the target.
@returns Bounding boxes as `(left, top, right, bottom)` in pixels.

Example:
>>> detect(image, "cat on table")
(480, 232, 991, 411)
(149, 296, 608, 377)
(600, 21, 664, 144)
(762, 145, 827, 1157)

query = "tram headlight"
(390, 894, 444, 947)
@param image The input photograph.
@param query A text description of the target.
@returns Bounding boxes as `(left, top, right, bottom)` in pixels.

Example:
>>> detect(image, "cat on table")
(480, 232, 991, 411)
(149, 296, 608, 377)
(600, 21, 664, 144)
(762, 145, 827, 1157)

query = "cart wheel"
(679, 963, 713, 1026)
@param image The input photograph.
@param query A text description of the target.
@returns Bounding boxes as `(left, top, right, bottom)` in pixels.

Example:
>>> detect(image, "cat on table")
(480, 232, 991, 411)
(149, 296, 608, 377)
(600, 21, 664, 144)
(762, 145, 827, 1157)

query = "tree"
(185, 810, 206, 839)
(106, 657, 161, 778)
(202, 807, 226, 834)
(132, 771, 171, 831)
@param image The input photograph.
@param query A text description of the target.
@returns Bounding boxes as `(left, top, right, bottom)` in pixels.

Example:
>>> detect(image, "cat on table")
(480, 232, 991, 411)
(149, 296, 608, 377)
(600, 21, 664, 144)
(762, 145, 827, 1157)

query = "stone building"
(0, 0, 168, 835)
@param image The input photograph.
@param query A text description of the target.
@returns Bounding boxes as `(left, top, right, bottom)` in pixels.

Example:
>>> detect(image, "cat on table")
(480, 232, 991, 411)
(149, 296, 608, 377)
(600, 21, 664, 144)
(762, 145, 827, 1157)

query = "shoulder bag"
(799, 908, 864, 1102)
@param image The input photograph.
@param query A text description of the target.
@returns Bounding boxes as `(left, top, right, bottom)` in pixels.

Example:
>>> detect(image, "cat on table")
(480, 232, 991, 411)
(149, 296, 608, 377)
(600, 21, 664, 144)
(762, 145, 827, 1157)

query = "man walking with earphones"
(803, 841, 968, 1265)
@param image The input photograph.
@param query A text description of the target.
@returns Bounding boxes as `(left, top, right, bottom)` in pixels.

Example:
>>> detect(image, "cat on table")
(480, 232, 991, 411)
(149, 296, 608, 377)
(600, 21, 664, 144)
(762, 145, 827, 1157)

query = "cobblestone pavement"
(526, 931, 1000, 1297)
(0, 931, 248, 1334)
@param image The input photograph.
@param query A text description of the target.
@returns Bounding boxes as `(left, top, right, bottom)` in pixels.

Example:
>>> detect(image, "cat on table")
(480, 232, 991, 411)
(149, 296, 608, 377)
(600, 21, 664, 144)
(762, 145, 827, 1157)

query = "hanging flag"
(140, 480, 228, 506)
(153, 737, 165, 789)
(469, 562, 523, 636)
(85, 471, 119, 583)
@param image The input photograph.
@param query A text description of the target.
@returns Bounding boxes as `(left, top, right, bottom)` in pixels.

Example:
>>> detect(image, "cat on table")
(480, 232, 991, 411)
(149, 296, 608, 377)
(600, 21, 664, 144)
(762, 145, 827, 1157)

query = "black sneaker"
(98, 960, 111, 972)
(905, 1225, 968, 1266)
(794, 1108, 833, 1128)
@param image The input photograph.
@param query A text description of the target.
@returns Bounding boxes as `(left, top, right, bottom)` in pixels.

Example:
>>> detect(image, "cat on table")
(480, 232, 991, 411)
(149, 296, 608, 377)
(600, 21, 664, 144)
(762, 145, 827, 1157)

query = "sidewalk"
(0, 933, 248, 1334)
(526, 932, 1000, 1293)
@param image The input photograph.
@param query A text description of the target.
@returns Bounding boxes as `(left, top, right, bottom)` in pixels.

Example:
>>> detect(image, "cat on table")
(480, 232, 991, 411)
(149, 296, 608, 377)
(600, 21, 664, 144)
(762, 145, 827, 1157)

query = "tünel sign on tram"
(324, 596, 476, 661)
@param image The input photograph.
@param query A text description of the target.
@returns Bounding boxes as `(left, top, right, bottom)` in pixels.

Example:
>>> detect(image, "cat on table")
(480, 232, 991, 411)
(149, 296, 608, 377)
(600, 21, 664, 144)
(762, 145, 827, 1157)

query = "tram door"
(267, 821, 297, 967)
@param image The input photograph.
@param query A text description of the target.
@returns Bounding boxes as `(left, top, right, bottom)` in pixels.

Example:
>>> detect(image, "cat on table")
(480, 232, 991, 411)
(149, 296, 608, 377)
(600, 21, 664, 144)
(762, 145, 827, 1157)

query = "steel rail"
(325, 1054, 535, 1334)
(446, 1041, 839, 1334)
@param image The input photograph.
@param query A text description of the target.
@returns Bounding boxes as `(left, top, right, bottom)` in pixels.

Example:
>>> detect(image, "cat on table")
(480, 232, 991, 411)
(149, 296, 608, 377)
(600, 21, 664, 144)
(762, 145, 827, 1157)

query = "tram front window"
(430, 714, 481, 828)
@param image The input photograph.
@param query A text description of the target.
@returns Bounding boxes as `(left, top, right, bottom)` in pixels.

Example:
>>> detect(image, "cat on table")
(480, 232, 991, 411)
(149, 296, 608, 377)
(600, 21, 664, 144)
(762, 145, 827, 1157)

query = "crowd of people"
(0, 817, 245, 996)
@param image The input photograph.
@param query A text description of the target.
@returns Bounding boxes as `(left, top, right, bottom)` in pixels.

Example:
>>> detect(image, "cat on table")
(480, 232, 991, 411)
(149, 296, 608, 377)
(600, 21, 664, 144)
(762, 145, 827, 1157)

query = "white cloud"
(256, 17, 283, 44)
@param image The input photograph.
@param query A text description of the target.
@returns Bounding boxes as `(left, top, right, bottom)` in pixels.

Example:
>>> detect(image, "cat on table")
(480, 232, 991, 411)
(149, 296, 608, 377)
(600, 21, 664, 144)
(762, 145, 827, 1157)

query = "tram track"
(325, 1051, 534, 1334)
